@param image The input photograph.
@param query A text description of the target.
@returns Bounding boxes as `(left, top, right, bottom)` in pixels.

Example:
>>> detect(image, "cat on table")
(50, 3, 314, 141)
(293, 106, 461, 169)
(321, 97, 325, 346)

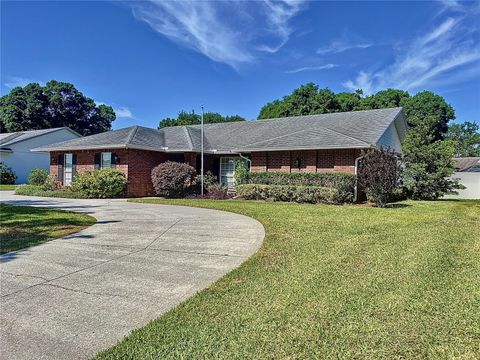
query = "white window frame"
(101, 152, 112, 169)
(64, 153, 73, 186)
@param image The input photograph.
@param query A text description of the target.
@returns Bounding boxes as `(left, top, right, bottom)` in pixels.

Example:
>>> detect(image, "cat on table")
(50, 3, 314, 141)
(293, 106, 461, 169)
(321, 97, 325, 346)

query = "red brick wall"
(250, 149, 362, 174)
(50, 149, 167, 197)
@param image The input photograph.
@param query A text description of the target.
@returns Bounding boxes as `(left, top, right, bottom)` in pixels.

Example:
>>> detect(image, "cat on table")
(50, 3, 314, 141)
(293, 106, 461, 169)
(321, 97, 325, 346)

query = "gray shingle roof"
(34, 107, 405, 153)
(0, 128, 79, 148)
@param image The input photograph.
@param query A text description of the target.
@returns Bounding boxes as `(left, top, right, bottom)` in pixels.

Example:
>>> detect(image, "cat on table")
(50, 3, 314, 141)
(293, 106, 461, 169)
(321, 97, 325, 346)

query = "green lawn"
(0, 204, 96, 254)
(0, 184, 18, 191)
(97, 199, 480, 359)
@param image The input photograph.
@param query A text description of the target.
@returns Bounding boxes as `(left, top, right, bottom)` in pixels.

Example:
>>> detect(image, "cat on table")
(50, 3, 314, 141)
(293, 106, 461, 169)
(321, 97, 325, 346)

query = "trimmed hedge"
(238, 172, 355, 203)
(236, 184, 343, 204)
(15, 185, 86, 198)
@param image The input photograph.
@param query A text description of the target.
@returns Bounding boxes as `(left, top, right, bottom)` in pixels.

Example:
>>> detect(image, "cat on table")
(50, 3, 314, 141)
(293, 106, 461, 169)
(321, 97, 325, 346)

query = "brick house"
(34, 107, 407, 197)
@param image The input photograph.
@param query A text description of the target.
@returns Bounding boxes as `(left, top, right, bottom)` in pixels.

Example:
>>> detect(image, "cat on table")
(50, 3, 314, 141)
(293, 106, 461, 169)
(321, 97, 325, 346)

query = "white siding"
(0, 129, 79, 184)
(376, 122, 402, 153)
(443, 172, 480, 199)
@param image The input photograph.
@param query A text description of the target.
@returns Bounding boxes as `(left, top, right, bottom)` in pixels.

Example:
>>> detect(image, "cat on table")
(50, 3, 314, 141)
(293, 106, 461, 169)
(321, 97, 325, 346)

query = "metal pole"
(201, 105, 204, 197)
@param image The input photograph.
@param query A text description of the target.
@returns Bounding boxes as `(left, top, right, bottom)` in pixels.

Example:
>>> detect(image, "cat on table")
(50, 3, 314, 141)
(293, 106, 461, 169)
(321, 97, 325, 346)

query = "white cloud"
(317, 40, 372, 55)
(130, 0, 306, 69)
(96, 101, 134, 119)
(343, 17, 480, 94)
(114, 106, 133, 119)
(285, 63, 337, 74)
(4, 76, 42, 88)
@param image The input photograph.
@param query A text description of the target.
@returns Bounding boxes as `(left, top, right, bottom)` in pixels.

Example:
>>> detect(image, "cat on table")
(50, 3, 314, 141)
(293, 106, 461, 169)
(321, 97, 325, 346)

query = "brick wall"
(50, 149, 166, 197)
(250, 149, 362, 174)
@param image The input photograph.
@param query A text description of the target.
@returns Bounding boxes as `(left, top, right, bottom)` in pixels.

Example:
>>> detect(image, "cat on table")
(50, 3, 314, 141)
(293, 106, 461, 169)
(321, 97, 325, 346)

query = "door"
(64, 153, 73, 186)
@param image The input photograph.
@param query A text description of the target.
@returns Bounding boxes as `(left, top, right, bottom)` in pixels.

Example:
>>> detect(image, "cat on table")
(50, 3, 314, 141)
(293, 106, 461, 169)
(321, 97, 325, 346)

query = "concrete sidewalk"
(0, 192, 264, 359)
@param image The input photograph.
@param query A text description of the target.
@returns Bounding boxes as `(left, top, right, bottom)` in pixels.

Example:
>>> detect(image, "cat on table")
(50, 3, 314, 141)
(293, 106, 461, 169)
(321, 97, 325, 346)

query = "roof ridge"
(183, 126, 194, 150)
(125, 125, 139, 145)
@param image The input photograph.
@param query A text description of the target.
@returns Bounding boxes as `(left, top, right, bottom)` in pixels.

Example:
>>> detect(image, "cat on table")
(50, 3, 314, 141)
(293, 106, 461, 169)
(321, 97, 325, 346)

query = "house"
(0, 127, 81, 184)
(445, 157, 480, 199)
(34, 107, 407, 197)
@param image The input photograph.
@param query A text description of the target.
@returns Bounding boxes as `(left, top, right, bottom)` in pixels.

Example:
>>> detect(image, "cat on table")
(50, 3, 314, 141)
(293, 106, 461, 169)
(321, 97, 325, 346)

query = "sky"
(1, 0, 479, 129)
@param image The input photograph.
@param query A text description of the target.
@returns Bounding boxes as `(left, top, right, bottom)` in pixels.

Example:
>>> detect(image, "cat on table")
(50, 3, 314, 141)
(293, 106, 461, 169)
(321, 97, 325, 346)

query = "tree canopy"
(158, 110, 245, 128)
(0, 81, 116, 135)
(446, 121, 480, 157)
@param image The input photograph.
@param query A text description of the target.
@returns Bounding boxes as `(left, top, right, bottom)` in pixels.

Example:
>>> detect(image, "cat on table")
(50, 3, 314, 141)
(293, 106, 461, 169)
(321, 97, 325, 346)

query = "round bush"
(151, 161, 196, 198)
(72, 168, 127, 198)
(0, 162, 17, 184)
(29, 168, 49, 186)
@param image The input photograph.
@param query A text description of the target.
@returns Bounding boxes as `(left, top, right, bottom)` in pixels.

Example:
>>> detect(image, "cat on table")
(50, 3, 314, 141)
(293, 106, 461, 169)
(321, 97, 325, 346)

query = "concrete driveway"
(0, 192, 264, 359)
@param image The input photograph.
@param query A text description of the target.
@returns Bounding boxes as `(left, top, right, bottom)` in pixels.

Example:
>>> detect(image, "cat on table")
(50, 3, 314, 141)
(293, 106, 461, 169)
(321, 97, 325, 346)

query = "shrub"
(0, 162, 16, 184)
(29, 168, 49, 185)
(236, 184, 341, 204)
(151, 161, 196, 198)
(237, 172, 355, 203)
(234, 162, 249, 185)
(357, 147, 403, 207)
(15, 184, 86, 198)
(205, 183, 229, 200)
(41, 175, 62, 191)
(194, 171, 216, 193)
(72, 168, 127, 198)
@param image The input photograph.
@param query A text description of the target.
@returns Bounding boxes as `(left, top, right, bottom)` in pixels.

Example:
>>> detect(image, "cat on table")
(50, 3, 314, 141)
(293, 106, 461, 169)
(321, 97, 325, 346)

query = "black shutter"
(94, 153, 101, 170)
(72, 154, 77, 179)
(111, 153, 117, 168)
(57, 154, 64, 182)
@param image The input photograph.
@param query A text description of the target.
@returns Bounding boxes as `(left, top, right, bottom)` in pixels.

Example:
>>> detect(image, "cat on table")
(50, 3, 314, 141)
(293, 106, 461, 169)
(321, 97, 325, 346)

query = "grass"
(0, 184, 18, 191)
(0, 203, 96, 254)
(14, 184, 86, 198)
(96, 198, 480, 359)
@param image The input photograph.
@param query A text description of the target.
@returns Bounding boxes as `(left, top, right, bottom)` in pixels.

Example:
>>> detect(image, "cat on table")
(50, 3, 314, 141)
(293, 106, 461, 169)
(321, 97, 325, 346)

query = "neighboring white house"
(0, 128, 81, 184)
(444, 157, 480, 200)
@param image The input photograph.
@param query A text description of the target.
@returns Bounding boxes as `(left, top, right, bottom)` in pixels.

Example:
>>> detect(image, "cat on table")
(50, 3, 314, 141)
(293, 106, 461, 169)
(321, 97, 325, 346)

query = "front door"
(64, 153, 73, 186)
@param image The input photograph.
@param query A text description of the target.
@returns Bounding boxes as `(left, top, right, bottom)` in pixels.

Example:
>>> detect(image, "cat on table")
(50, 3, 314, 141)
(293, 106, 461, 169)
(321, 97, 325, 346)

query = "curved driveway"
(0, 192, 264, 359)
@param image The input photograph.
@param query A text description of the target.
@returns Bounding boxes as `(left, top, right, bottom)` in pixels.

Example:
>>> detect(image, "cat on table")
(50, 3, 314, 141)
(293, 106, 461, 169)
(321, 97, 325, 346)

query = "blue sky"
(2, 0, 479, 129)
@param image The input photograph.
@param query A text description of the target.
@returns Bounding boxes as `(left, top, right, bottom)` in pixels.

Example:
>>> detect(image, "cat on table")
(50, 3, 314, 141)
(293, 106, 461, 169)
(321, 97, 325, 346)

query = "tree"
(0, 80, 115, 135)
(357, 147, 402, 207)
(158, 110, 245, 128)
(446, 121, 480, 157)
(402, 91, 455, 140)
(403, 117, 459, 200)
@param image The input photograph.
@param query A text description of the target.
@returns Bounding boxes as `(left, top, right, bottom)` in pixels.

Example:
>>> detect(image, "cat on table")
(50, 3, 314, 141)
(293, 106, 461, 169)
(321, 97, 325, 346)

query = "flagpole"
(201, 105, 204, 197)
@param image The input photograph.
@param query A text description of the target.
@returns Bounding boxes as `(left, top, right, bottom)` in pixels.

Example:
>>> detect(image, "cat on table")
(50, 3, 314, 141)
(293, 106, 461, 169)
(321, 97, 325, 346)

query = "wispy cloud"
(343, 16, 480, 94)
(4, 76, 42, 89)
(130, 0, 306, 69)
(316, 31, 373, 55)
(317, 40, 372, 55)
(285, 63, 337, 74)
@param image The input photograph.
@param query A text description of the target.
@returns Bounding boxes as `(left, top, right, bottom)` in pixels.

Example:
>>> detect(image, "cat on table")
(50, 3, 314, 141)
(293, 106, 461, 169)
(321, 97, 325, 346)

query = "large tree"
(0, 80, 115, 135)
(158, 110, 245, 128)
(446, 121, 480, 157)
(257, 83, 459, 200)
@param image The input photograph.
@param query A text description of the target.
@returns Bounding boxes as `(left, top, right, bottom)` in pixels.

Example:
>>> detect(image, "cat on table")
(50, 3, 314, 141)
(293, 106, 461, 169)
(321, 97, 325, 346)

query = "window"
(219, 157, 248, 190)
(64, 153, 73, 186)
(101, 152, 112, 169)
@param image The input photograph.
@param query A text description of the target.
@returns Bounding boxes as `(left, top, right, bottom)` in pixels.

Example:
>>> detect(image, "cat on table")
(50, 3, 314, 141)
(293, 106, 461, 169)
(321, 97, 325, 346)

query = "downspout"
(354, 155, 364, 203)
